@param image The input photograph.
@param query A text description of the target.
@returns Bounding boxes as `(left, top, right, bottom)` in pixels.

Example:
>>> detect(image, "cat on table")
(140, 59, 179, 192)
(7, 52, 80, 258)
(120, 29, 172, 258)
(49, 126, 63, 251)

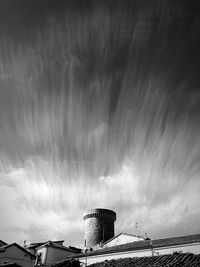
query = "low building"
(101, 233, 144, 248)
(27, 240, 65, 256)
(88, 252, 200, 267)
(0, 243, 35, 267)
(27, 241, 81, 266)
(67, 233, 200, 265)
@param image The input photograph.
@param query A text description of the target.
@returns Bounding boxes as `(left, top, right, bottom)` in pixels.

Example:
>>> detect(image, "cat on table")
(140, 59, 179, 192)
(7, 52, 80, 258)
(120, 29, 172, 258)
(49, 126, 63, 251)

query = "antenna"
(102, 219, 105, 243)
(84, 239, 87, 251)
(84, 239, 87, 267)
(135, 222, 140, 238)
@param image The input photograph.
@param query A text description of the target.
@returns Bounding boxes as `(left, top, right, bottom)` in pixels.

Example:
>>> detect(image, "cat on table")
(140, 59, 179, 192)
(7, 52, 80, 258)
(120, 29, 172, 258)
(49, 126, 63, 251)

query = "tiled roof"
(153, 234, 200, 247)
(0, 243, 35, 259)
(0, 263, 22, 267)
(28, 240, 64, 249)
(0, 240, 7, 247)
(88, 253, 200, 267)
(69, 234, 200, 258)
(36, 241, 79, 253)
(27, 242, 44, 249)
(49, 259, 80, 267)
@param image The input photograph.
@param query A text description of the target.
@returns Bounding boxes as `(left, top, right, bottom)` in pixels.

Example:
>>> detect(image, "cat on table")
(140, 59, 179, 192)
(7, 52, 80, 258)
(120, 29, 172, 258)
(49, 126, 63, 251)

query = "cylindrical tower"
(83, 208, 116, 248)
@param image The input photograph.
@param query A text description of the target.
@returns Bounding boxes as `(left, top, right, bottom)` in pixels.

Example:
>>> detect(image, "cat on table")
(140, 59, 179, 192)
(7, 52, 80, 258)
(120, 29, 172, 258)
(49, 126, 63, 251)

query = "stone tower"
(83, 208, 116, 248)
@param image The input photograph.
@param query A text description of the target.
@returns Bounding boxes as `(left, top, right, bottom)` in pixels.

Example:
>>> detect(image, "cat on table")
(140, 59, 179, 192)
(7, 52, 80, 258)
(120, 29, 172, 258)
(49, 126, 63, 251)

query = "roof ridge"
(102, 232, 143, 246)
(68, 233, 200, 258)
(82, 253, 200, 267)
(1, 243, 35, 259)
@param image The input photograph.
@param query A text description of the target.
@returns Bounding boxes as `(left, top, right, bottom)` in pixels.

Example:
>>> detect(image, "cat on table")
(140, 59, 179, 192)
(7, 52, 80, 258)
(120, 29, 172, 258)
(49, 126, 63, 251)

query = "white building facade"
(71, 234, 200, 265)
(102, 233, 144, 248)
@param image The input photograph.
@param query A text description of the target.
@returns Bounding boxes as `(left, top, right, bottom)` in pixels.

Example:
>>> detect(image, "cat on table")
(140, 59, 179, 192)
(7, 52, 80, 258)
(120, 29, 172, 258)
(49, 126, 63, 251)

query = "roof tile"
(88, 253, 200, 267)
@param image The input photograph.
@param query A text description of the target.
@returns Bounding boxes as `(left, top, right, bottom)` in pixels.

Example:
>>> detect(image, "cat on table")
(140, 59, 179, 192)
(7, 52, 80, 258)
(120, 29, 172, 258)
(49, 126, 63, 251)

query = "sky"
(0, 0, 200, 248)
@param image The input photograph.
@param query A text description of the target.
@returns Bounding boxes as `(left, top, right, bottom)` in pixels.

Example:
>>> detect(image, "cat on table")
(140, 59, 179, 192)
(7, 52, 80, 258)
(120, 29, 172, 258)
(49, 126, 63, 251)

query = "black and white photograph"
(0, 1, 200, 266)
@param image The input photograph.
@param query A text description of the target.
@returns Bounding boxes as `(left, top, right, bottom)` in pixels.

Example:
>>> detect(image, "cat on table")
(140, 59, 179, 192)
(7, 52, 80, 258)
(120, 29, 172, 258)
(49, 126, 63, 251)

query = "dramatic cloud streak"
(0, 1, 200, 246)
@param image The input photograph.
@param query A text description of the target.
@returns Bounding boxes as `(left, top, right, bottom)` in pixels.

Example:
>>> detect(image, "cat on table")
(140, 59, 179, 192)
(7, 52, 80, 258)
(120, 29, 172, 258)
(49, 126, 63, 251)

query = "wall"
(77, 242, 200, 265)
(37, 247, 48, 265)
(155, 243, 200, 255)
(85, 217, 115, 248)
(0, 245, 34, 267)
(103, 234, 144, 248)
(46, 247, 76, 265)
(28, 247, 37, 256)
(79, 249, 152, 265)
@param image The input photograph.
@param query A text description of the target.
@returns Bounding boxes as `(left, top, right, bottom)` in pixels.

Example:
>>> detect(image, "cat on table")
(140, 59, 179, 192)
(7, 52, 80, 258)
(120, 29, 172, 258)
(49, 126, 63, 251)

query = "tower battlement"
(83, 208, 116, 221)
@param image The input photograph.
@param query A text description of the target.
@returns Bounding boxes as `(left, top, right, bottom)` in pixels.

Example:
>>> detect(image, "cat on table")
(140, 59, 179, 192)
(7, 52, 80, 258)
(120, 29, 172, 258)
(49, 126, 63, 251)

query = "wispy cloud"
(0, 1, 199, 246)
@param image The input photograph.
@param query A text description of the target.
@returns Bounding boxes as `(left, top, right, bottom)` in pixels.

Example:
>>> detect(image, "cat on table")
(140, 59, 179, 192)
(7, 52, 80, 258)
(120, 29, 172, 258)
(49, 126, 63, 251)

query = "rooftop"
(68, 233, 200, 258)
(0, 243, 35, 259)
(88, 253, 200, 267)
(49, 253, 200, 267)
(0, 240, 7, 247)
(36, 241, 80, 253)
(102, 232, 144, 246)
(28, 240, 64, 249)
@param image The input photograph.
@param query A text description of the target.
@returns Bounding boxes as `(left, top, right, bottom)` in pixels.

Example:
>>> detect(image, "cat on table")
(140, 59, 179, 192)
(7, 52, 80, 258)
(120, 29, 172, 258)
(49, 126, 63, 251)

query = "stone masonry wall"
(83, 209, 116, 248)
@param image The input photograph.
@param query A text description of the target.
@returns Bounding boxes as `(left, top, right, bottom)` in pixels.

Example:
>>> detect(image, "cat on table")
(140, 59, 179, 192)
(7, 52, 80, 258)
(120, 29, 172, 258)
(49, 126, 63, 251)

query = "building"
(0, 243, 35, 267)
(87, 253, 200, 267)
(53, 252, 200, 267)
(57, 208, 200, 266)
(83, 209, 116, 249)
(0, 242, 7, 248)
(27, 240, 65, 256)
(16, 207, 200, 266)
(83, 208, 145, 251)
(27, 240, 81, 266)
(67, 233, 200, 265)
(102, 232, 144, 248)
